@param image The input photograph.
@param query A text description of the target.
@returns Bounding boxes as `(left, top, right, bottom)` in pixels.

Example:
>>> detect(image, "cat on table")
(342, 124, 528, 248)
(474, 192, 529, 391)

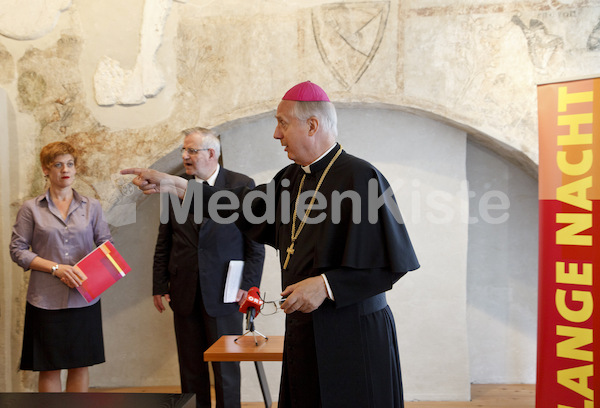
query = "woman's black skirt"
(20, 301, 105, 371)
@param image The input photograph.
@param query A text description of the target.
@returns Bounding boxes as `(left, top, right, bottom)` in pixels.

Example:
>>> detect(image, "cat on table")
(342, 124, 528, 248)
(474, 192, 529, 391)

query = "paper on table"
(223, 260, 244, 303)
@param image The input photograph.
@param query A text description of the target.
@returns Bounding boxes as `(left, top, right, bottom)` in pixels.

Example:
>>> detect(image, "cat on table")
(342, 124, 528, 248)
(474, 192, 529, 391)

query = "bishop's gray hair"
(292, 101, 338, 138)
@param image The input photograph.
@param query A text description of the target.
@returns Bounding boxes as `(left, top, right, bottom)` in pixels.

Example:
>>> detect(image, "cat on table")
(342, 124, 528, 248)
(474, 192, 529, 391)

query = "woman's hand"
(55, 265, 87, 288)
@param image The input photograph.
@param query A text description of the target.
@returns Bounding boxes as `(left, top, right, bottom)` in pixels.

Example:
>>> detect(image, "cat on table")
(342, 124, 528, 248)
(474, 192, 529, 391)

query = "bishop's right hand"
(120, 168, 187, 198)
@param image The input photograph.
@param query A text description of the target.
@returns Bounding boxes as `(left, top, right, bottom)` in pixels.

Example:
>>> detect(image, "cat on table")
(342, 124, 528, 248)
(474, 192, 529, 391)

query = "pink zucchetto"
(282, 81, 330, 102)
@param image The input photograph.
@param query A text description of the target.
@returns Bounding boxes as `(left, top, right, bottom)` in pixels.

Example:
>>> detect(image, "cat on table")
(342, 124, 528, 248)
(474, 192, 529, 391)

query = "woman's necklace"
(283, 146, 343, 270)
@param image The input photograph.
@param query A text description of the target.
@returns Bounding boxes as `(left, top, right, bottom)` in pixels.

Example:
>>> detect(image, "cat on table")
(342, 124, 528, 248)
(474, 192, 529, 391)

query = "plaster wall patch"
(0, 43, 15, 84)
(93, 0, 185, 106)
(0, 0, 71, 40)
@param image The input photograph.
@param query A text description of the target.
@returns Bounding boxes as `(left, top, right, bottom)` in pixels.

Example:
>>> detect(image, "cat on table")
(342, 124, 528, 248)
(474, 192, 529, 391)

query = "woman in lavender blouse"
(10, 142, 112, 392)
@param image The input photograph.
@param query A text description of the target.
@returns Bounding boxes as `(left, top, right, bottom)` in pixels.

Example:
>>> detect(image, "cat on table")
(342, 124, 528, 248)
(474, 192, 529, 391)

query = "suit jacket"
(153, 169, 265, 317)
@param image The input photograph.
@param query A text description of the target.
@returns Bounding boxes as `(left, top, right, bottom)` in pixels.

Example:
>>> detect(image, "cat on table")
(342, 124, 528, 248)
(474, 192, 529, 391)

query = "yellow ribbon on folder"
(100, 244, 126, 277)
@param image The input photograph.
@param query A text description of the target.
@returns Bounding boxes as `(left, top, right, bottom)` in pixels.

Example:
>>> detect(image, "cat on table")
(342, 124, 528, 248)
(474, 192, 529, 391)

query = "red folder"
(75, 241, 131, 302)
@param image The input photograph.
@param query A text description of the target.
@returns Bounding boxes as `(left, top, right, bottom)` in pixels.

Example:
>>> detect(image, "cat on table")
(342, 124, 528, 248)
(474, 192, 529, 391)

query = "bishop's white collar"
(301, 143, 337, 174)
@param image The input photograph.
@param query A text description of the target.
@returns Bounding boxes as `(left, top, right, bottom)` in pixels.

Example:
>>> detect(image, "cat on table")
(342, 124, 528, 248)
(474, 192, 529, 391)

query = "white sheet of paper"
(223, 260, 244, 303)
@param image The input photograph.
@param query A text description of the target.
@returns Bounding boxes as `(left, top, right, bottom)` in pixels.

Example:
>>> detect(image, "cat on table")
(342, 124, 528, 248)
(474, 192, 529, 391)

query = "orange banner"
(537, 77, 600, 408)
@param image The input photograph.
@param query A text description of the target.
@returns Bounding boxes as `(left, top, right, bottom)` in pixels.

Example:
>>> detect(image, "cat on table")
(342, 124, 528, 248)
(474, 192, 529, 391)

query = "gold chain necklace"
(283, 146, 343, 270)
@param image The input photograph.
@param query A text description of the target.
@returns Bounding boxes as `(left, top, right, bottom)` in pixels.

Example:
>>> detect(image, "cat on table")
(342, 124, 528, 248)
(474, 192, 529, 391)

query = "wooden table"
(204, 335, 284, 408)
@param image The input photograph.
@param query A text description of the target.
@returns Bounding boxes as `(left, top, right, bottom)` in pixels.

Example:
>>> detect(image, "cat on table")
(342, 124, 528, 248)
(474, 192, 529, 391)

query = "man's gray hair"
(182, 127, 221, 158)
(292, 101, 338, 137)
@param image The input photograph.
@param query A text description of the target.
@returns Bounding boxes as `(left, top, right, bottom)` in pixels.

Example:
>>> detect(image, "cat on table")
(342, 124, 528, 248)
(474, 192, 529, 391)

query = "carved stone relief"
(0, 0, 71, 40)
(312, 2, 389, 89)
(511, 15, 563, 70)
(588, 18, 600, 50)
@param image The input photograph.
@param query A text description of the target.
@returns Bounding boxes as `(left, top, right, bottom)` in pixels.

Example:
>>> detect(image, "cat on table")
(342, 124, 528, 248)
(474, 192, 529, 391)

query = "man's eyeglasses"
(181, 147, 209, 155)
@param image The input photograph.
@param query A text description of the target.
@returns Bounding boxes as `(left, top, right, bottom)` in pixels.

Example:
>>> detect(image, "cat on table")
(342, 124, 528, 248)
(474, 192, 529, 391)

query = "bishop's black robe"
(190, 144, 419, 408)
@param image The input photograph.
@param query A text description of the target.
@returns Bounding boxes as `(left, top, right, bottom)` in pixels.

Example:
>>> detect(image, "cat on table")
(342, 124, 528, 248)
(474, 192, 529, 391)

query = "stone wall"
(1, 0, 597, 401)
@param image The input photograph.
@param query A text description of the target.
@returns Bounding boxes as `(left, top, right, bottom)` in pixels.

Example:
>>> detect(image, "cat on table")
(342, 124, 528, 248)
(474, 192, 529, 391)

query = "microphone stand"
(235, 308, 268, 346)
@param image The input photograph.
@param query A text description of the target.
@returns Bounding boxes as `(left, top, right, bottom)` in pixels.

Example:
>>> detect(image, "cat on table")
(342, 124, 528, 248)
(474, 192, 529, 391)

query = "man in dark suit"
(152, 127, 265, 408)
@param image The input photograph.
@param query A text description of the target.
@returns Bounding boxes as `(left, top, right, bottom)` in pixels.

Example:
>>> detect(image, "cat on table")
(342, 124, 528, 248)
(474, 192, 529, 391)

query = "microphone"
(239, 286, 263, 331)
(235, 286, 268, 345)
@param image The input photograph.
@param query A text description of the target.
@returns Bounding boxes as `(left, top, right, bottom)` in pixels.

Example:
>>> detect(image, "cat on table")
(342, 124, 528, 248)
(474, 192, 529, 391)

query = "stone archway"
(87, 103, 537, 401)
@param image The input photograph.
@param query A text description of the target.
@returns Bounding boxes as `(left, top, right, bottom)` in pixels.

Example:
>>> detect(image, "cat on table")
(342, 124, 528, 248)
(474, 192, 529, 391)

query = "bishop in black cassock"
(122, 81, 420, 408)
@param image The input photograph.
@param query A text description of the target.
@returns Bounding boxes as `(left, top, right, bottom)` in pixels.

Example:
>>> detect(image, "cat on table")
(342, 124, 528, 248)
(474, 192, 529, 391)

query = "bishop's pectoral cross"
(283, 242, 295, 270)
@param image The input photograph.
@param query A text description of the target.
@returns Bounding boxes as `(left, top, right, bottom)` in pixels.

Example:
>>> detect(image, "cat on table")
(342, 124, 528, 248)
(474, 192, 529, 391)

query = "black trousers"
(173, 289, 243, 408)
